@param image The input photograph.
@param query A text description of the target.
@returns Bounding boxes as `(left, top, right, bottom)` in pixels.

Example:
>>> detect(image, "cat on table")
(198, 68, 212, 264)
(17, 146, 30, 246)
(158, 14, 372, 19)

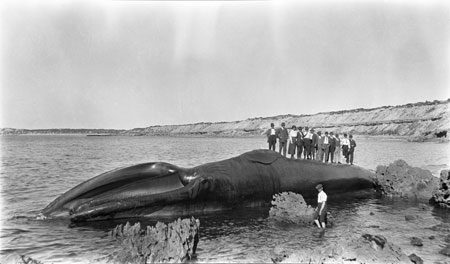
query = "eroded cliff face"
(2, 99, 449, 138)
(127, 99, 450, 138)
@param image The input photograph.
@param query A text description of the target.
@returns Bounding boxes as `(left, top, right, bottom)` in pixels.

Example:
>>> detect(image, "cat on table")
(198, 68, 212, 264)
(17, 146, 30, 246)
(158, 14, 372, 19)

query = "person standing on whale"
(277, 122, 289, 157)
(314, 184, 328, 229)
(266, 123, 277, 151)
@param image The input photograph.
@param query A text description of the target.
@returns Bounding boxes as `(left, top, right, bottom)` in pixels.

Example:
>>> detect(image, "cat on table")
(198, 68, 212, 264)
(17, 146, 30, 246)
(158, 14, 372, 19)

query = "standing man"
(277, 122, 289, 157)
(328, 132, 336, 163)
(287, 125, 298, 159)
(265, 123, 277, 151)
(334, 133, 342, 164)
(348, 134, 357, 165)
(311, 129, 319, 160)
(296, 126, 304, 159)
(304, 127, 312, 159)
(341, 133, 350, 164)
(322, 132, 330, 162)
(314, 184, 327, 229)
(317, 131, 324, 162)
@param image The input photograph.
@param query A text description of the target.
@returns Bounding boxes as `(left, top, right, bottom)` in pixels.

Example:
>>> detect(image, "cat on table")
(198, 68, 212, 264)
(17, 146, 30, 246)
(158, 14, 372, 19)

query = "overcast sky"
(1, 0, 449, 129)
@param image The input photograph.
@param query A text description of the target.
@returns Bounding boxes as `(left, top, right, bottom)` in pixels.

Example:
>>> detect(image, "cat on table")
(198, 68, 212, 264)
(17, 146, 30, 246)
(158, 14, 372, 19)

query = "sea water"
(0, 135, 449, 263)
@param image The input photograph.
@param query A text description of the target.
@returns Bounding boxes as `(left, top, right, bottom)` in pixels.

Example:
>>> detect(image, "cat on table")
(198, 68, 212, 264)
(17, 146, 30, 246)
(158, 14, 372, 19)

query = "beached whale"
(41, 149, 375, 222)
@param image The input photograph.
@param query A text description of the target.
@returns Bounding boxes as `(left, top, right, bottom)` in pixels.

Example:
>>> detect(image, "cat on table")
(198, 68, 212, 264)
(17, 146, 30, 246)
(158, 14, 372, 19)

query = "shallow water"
(0, 135, 449, 263)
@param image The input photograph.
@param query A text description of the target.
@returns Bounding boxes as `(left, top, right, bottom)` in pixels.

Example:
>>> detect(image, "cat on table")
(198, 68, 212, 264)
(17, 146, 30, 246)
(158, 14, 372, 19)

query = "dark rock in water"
(429, 223, 450, 232)
(278, 233, 410, 263)
(269, 192, 332, 226)
(0, 254, 43, 264)
(429, 235, 435, 240)
(431, 170, 450, 208)
(109, 217, 200, 263)
(370, 211, 375, 216)
(439, 245, 450, 257)
(411, 237, 423, 247)
(408, 253, 424, 264)
(373, 160, 439, 200)
(445, 235, 450, 243)
(405, 215, 418, 221)
(418, 203, 428, 210)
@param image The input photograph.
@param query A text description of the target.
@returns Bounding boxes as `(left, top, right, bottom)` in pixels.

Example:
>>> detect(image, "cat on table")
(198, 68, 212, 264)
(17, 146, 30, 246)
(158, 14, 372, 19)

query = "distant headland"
(2, 99, 449, 142)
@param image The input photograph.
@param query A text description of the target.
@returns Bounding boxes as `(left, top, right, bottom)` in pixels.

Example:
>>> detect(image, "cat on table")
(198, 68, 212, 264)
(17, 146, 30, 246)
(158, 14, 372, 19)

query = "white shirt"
(305, 131, 313, 139)
(324, 136, 329, 144)
(318, 190, 327, 203)
(341, 138, 350, 146)
(289, 130, 298, 138)
(270, 128, 276, 135)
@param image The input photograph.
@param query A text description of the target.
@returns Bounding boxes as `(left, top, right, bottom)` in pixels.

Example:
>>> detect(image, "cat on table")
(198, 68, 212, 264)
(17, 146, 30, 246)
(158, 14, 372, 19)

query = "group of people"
(265, 122, 357, 165)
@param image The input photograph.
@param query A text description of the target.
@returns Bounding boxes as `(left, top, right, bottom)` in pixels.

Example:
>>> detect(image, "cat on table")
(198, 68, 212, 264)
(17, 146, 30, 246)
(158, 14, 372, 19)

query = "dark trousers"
(328, 145, 335, 162)
(323, 144, 329, 162)
(297, 145, 303, 159)
(304, 140, 311, 159)
(279, 140, 287, 156)
(268, 135, 277, 151)
(342, 145, 349, 163)
(348, 147, 355, 164)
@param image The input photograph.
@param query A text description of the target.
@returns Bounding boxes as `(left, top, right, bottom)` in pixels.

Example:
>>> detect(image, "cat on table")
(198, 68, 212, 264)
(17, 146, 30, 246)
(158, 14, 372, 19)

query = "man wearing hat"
(314, 183, 328, 229)
(276, 122, 289, 156)
(265, 123, 277, 151)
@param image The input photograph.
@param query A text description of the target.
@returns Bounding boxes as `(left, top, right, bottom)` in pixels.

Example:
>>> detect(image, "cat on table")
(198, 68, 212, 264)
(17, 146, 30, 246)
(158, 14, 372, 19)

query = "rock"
(370, 212, 375, 215)
(431, 170, 450, 208)
(445, 235, 450, 243)
(0, 253, 43, 264)
(405, 215, 418, 221)
(408, 253, 424, 264)
(109, 217, 200, 263)
(279, 233, 411, 264)
(429, 223, 450, 232)
(269, 192, 320, 226)
(410, 237, 423, 247)
(429, 235, 435, 240)
(373, 160, 439, 200)
(440, 245, 450, 257)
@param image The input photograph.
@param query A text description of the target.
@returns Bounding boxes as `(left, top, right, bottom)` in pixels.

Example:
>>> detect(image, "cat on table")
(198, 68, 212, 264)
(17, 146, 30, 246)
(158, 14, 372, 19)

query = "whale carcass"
(41, 149, 375, 222)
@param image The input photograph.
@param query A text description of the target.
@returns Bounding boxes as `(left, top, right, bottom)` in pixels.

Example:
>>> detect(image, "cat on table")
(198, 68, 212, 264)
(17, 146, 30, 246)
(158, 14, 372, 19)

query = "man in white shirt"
(314, 184, 328, 229)
(341, 133, 350, 164)
(265, 123, 277, 151)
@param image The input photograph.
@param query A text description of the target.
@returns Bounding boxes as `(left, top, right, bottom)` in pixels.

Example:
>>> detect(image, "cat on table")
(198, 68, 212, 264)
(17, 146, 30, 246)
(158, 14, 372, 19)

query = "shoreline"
(1, 133, 448, 143)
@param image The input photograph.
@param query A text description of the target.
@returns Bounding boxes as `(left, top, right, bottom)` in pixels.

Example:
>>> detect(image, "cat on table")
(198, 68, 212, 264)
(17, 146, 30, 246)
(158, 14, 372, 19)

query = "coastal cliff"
(2, 99, 449, 139)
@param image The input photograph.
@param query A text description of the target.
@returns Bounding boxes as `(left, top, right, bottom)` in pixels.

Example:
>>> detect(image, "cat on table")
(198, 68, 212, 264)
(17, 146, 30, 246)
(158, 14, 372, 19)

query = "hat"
(315, 184, 323, 190)
(281, 122, 286, 126)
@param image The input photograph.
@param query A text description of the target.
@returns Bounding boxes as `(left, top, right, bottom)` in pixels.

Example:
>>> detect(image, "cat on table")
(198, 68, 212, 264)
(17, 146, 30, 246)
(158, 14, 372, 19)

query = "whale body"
(41, 149, 375, 222)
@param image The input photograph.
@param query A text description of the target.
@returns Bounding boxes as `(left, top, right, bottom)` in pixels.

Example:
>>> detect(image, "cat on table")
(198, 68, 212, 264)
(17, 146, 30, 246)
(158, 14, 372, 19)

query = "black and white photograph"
(1, 0, 449, 263)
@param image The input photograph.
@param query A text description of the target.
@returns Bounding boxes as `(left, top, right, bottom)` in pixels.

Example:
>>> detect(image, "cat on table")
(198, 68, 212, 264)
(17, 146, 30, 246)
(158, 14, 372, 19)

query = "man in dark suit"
(277, 122, 289, 157)
(311, 129, 319, 160)
(328, 132, 336, 163)
(296, 126, 304, 159)
(348, 134, 357, 165)
(322, 131, 330, 162)
(265, 123, 277, 151)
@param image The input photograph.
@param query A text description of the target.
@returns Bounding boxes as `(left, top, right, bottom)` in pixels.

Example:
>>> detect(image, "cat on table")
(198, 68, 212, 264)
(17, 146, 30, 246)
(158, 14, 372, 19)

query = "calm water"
(0, 135, 449, 263)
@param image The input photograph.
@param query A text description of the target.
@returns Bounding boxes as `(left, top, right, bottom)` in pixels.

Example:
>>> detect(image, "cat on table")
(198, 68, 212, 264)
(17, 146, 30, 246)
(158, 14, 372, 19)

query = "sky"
(1, 0, 449, 129)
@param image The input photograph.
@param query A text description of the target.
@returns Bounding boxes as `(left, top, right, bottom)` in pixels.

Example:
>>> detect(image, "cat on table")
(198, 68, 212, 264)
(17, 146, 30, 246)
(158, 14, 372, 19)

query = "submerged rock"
(0, 254, 43, 264)
(431, 170, 450, 208)
(108, 217, 200, 263)
(410, 237, 423, 247)
(408, 253, 424, 264)
(440, 245, 450, 257)
(373, 160, 439, 200)
(277, 233, 411, 264)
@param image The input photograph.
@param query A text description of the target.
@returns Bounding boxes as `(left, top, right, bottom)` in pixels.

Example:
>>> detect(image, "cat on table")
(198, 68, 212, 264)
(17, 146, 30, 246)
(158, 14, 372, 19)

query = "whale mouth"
(41, 162, 202, 222)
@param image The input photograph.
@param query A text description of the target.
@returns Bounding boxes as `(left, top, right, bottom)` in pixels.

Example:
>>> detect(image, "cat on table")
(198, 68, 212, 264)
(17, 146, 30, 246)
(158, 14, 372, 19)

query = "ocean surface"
(1, 135, 449, 263)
